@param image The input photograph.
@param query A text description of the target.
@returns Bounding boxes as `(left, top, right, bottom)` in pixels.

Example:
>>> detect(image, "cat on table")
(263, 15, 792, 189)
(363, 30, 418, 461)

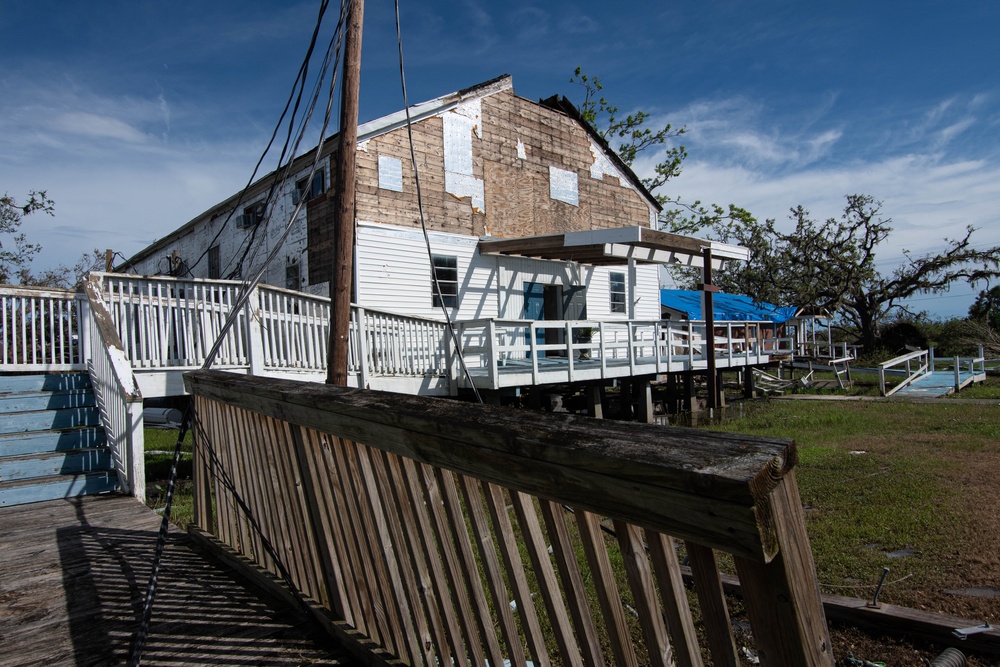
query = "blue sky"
(2, 1, 999, 317)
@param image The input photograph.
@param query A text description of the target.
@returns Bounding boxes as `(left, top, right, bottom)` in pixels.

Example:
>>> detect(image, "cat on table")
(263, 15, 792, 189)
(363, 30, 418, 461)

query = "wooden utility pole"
(327, 0, 364, 386)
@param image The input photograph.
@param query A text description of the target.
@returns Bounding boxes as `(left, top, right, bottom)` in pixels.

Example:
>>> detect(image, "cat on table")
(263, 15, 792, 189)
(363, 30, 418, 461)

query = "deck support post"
(716, 370, 727, 408)
(585, 384, 604, 419)
(635, 378, 653, 424)
(743, 367, 755, 399)
(683, 373, 700, 413)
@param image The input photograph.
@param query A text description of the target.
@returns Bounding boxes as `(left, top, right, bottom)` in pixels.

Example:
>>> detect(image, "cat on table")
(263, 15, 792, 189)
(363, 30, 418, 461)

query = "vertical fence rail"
(187, 370, 834, 667)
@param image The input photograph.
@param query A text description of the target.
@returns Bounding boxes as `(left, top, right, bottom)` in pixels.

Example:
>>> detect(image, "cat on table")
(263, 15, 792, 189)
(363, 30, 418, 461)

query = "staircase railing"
(83, 276, 145, 500)
(186, 369, 834, 667)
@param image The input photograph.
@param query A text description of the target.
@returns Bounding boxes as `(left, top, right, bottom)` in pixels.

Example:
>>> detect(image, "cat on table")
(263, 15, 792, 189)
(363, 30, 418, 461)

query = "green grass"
(704, 399, 999, 601)
(144, 427, 195, 528)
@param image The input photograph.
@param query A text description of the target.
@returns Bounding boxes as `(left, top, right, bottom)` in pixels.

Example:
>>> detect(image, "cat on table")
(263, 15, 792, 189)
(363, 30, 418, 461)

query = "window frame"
(431, 254, 459, 308)
(609, 271, 627, 314)
(294, 171, 325, 204)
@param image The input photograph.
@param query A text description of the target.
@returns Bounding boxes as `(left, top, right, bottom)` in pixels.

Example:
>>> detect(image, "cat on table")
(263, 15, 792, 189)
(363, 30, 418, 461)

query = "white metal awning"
(477, 226, 748, 269)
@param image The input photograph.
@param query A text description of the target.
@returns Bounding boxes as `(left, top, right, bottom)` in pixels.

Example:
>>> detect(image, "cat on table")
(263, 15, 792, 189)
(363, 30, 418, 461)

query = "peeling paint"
(589, 140, 623, 183)
(443, 109, 485, 212)
(451, 98, 483, 139)
(357, 139, 370, 152)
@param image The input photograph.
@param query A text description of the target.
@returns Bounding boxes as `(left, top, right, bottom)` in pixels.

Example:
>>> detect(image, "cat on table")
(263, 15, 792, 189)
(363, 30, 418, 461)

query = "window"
(240, 202, 265, 228)
(431, 254, 458, 308)
(208, 245, 221, 279)
(609, 271, 626, 314)
(293, 171, 325, 204)
(285, 262, 300, 290)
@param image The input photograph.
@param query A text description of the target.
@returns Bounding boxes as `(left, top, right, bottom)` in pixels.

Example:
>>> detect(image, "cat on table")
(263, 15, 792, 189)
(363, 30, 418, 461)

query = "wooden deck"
(0, 494, 357, 666)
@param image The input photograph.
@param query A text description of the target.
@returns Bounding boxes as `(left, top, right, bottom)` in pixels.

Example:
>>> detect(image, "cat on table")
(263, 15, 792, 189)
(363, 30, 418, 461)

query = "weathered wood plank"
(733, 472, 834, 666)
(0, 495, 357, 667)
(575, 509, 639, 667)
(184, 370, 796, 561)
(614, 520, 673, 667)
(645, 531, 703, 667)
(685, 542, 740, 667)
(539, 500, 606, 667)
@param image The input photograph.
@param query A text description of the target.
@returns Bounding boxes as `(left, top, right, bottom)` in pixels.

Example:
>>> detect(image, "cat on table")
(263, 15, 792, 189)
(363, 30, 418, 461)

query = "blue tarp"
(660, 289, 798, 323)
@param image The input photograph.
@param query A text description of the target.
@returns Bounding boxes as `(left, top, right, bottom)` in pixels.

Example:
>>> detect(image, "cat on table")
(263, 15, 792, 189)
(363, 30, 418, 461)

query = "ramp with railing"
(185, 369, 835, 666)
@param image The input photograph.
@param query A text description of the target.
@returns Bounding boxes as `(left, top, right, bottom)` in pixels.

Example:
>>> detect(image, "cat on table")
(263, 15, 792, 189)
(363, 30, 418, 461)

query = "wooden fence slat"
(353, 443, 424, 665)
(380, 451, 454, 665)
(483, 481, 551, 667)
(435, 468, 507, 667)
(457, 473, 527, 667)
(271, 417, 326, 602)
(291, 425, 345, 614)
(191, 398, 213, 531)
(645, 530, 703, 667)
(395, 455, 466, 663)
(314, 432, 367, 629)
(262, 415, 310, 589)
(613, 520, 673, 667)
(416, 463, 489, 667)
(539, 501, 606, 667)
(509, 491, 585, 667)
(685, 542, 739, 667)
(329, 437, 389, 647)
(575, 510, 639, 667)
(364, 448, 437, 667)
(235, 404, 275, 573)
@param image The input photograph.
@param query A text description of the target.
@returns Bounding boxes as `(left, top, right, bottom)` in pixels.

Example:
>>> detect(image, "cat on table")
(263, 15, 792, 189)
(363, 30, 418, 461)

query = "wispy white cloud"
(50, 111, 149, 143)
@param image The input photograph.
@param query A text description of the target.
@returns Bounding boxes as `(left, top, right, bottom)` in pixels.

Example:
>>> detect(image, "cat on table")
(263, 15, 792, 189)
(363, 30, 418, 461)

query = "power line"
(393, 0, 482, 404)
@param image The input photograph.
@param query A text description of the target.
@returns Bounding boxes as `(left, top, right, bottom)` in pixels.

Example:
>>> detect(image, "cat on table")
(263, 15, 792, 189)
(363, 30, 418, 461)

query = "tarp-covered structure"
(660, 289, 799, 323)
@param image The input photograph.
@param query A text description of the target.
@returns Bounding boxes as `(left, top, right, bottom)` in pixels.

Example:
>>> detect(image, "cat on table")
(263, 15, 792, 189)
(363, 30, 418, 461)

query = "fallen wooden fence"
(185, 369, 835, 666)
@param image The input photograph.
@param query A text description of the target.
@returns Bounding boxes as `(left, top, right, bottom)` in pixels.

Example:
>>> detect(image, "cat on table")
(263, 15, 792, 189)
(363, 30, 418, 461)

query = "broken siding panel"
(443, 110, 485, 213)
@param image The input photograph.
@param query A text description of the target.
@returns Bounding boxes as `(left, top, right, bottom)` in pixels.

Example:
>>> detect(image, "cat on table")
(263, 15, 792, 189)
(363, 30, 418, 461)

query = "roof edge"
(538, 95, 662, 213)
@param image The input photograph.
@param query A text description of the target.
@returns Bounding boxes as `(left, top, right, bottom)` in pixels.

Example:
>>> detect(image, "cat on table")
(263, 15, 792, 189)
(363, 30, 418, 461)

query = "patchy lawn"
(707, 398, 1000, 665)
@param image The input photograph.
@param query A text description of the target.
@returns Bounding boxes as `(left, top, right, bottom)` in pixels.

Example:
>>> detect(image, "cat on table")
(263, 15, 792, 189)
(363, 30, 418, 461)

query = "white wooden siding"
(355, 222, 498, 321)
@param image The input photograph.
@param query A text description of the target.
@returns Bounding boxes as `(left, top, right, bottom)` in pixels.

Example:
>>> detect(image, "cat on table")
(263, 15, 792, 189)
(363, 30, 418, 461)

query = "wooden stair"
(0, 373, 119, 506)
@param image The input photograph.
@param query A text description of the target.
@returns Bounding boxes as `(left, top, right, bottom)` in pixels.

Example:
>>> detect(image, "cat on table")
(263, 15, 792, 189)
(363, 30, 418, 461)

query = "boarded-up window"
(549, 166, 579, 206)
(378, 155, 403, 192)
(431, 254, 458, 308)
(610, 271, 626, 313)
(208, 245, 221, 279)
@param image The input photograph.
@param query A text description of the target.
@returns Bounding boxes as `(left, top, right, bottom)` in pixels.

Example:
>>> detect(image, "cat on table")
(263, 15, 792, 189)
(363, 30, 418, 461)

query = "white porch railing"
(83, 277, 145, 500)
(3, 275, 791, 398)
(454, 318, 780, 387)
(0, 285, 85, 371)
